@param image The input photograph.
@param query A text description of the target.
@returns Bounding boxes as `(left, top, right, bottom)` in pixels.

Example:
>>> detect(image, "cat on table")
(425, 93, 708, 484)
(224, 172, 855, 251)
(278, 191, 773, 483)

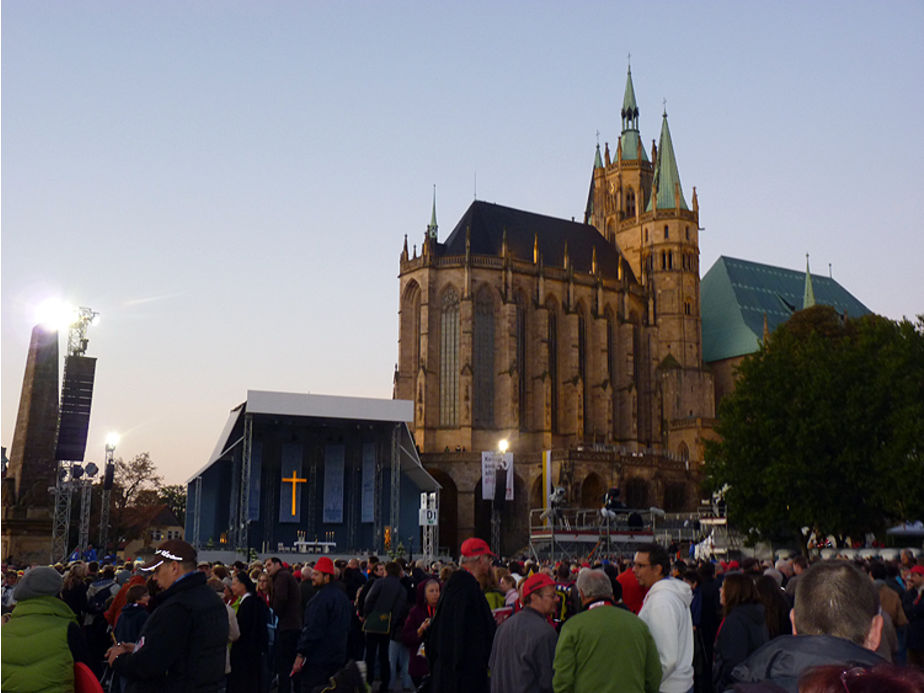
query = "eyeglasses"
(840, 666, 866, 693)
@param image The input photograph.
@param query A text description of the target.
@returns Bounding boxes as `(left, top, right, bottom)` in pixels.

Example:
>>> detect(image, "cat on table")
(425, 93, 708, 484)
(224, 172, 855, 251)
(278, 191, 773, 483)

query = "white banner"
(481, 451, 513, 500)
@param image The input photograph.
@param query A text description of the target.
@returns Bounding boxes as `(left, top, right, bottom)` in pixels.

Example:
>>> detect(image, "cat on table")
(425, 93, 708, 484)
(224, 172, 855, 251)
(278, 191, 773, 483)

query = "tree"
(704, 307, 924, 554)
(110, 452, 163, 544)
(157, 484, 187, 525)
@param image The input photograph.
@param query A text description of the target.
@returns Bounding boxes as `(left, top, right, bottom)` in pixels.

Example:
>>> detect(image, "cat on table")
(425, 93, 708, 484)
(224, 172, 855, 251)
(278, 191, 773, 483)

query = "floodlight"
(498, 439, 509, 453)
(85, 462, 99, 477)
(71, 464, 84, 479)
(105, 432, 120, 449)
(35, 298, 77, 331)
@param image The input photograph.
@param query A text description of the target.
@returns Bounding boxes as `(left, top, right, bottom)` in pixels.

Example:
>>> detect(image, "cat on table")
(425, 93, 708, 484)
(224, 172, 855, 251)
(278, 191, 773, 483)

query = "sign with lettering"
(419, 507, 439, 526)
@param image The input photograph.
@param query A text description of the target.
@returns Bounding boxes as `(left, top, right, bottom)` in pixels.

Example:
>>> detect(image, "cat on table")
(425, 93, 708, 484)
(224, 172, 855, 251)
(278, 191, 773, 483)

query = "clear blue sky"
(3, 1, 922, 485)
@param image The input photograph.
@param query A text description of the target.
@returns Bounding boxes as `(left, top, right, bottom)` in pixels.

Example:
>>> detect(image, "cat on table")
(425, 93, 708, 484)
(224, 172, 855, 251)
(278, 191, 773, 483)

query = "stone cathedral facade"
(394, 68, 716, 554)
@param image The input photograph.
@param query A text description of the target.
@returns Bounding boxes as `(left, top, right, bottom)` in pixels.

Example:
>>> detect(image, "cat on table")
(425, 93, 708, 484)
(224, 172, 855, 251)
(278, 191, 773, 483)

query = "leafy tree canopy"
(704, 306, 924, 553)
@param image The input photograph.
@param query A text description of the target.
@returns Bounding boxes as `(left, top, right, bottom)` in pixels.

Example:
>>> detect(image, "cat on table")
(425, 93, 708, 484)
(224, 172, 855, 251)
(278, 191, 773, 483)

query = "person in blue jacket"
(290, 556, 351, 691)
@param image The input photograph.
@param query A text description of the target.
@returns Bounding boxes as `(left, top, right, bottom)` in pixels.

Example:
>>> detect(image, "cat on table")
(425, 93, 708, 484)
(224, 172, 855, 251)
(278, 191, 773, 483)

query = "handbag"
(362, 580, 400, 635)
(362, 609, 392, 634)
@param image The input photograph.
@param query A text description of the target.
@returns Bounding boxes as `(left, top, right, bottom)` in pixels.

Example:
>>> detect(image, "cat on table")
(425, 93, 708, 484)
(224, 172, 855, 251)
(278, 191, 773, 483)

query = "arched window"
(546, 298, 559, 433)
(606, 307, 618, 434)
(473, 286, 495, 428)
(577, 306, 589, 438)
(516, 292, 529, 431)
(439, 288, 460, 427)
(402, 282, 422, 374)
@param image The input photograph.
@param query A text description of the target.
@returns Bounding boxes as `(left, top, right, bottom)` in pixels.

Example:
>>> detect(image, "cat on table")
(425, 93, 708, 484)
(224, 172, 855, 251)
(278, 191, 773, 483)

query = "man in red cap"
(291, 556, 352, 690)
(427, 537, 497, 693)
(488, 572, 558, 692)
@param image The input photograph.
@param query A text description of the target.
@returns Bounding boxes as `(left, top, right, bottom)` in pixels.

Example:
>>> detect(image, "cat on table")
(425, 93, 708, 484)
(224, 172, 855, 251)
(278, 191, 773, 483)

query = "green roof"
(701, 256, 872, 362)
(622, 67, 639, 116)
(647, 112, 687, 211)
(619, 130, 648, 161)
(594, 143, 603, 169)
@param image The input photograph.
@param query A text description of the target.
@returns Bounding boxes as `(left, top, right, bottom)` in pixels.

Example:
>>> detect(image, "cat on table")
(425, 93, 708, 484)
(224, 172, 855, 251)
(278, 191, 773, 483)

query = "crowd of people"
(2, 538, 924, 693)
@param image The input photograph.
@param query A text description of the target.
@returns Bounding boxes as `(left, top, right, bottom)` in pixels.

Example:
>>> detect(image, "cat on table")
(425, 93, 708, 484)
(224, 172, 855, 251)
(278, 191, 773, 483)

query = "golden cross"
(281, 470, 307, 516)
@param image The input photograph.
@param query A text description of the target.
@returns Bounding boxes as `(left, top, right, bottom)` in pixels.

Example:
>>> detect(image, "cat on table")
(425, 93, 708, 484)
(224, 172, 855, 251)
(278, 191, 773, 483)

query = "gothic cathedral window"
(439, 288, 460, 427)
(547, 300, 559, 434)
(473, 286, 495, 428)
(516, 296, 528, 432)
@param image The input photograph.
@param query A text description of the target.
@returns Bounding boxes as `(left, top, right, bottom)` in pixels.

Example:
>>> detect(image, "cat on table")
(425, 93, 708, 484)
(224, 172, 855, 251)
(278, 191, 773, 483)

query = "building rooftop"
(701, 256, 871, 362)
(438, 200, 636, 283)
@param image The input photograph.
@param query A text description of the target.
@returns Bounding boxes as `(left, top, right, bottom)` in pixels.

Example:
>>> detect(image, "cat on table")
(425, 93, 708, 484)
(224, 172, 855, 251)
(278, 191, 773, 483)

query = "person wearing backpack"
(363, 561, 409, 691)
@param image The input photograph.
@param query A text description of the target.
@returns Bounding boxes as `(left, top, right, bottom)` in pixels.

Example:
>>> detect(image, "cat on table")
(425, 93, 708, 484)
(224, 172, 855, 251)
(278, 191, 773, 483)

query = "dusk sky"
(3, 2, 922, 485)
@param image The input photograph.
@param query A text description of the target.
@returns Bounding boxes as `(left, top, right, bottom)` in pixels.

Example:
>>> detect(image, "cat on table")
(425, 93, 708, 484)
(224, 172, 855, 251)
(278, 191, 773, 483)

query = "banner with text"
(481, 452, 514, 501)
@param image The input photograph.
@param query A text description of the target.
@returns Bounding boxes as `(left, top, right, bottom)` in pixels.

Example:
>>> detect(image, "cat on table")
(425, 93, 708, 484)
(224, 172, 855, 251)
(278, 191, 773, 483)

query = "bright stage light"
(105, 432, 120, 449)
(35, 298, 78, 331)
(498, 438, 509, 453)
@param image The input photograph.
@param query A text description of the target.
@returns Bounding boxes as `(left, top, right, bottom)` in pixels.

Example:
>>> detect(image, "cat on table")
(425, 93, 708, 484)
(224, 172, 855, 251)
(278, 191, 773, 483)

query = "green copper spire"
(594, 143, 604, 169)
(621, 66, 639, 132)
(618, 64, 648, 162)
(647, 109, 688, 211)
(803, 254, 816, 309)
(427, 185, 438, 239)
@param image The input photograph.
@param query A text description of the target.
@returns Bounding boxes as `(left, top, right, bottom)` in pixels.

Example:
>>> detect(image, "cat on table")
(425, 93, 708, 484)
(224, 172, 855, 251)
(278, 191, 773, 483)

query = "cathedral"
(394, 68, 716, 554)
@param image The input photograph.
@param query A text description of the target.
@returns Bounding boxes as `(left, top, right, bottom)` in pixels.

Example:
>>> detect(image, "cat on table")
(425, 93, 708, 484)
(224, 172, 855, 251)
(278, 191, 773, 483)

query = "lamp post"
(491, 439, 509, 555)
(98, 433, 119, 555)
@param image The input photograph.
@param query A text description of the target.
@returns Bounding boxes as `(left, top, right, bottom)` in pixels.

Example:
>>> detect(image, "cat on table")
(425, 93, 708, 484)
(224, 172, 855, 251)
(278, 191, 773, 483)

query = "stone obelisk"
(1, 325, 60, 563)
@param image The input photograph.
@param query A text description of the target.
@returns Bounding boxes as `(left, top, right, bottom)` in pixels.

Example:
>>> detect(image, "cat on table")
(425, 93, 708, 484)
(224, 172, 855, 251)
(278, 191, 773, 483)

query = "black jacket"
(902, 587, 924, 649)
(113, 572, 229, 693)
(297, 581, 352, 669)
(713, 603, 769, 692)
(426, 568, 496, 693)
(229, 594, 269, 693)
(727, 634, 883, 693)
(363, 574, 409, 640)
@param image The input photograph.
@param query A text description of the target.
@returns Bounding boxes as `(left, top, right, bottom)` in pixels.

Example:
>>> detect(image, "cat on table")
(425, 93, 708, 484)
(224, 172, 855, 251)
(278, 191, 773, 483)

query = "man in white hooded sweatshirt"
(634, 543, 694, 693)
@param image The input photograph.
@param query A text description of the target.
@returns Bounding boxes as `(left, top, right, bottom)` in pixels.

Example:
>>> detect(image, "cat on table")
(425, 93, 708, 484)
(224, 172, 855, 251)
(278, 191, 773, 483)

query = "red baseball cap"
(521, 573, 555, 600)
(910, 565, 924, 577)
(313, 557, 335, 575)
(460, 537, 496, 558)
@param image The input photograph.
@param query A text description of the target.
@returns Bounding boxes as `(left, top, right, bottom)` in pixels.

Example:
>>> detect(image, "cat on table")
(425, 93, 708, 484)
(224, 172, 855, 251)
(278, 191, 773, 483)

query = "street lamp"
(491, 439, 510, 554)
(99, 432, 119, 554)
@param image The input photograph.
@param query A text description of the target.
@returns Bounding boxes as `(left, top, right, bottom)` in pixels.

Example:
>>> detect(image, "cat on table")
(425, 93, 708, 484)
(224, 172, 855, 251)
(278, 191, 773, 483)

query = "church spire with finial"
(618, 59, 648, 162)
(646, 104, 688, 211)
(803, 254, 816, 309)
(427, 185, 438, 240)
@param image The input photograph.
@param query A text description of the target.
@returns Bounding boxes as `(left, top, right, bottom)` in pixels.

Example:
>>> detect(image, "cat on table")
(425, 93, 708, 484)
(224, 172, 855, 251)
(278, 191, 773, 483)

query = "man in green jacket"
(553, 569, 661, 693)
(2, 565, 92, 692)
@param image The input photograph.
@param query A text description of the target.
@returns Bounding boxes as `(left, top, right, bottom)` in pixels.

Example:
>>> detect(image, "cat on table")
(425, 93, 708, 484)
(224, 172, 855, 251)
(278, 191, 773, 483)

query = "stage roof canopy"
(188, 390, 437, 491)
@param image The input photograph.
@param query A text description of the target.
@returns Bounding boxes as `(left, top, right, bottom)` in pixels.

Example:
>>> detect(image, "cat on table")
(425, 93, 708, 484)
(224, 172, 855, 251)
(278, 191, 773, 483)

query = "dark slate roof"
(439, 201, 635, 283)
(701, 256, 872, 362)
